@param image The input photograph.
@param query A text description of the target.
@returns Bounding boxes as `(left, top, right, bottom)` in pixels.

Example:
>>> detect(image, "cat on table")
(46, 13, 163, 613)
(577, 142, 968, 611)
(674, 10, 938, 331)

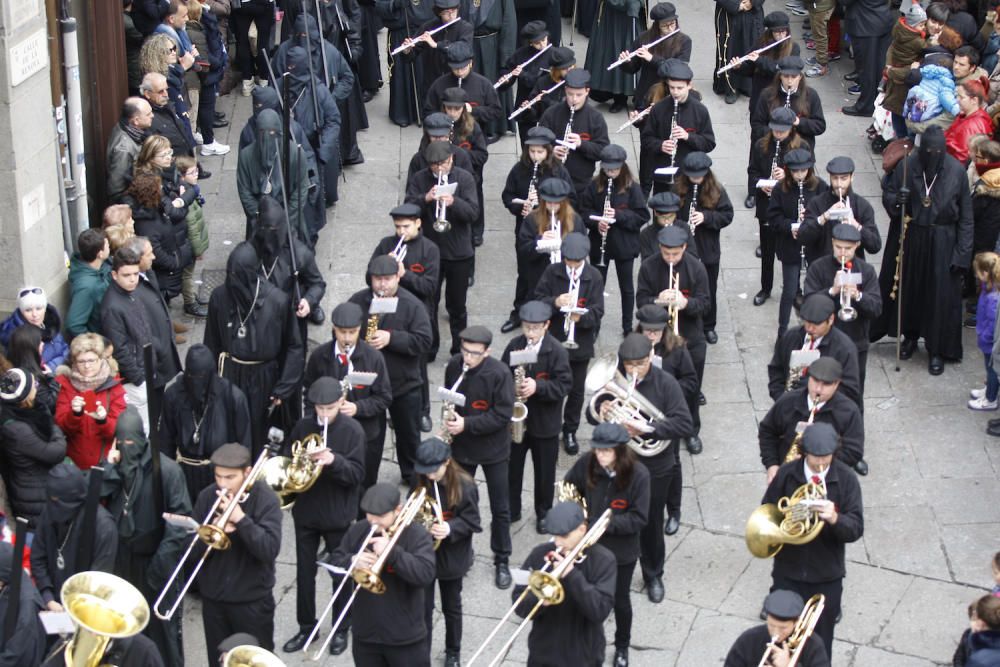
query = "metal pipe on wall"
(60, 16, 89, 241)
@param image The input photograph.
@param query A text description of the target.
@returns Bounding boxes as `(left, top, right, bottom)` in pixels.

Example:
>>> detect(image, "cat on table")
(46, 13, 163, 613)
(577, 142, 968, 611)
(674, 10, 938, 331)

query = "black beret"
(808, 357, 843, 383)
(763, 590, 805, 621)
(826, 156, 855, 174)
(307, 376, 344, 405)
(649, 191, 681, 213)
(441, 86, 468, 107)
(434, 0, 460, 8)
(636, 303, 669, 330)
(368, 254, 399, 276)
(777, 55, 804, 74)
(538, 177, 573, 202)
(561, 232, 591, 260)
(424, 140, 453, 164)
(424, 112, 453, 137)
(390, 202, 423, 218)
(618, 332, 653, 360)
(211, 443, 252, 468)
(360, 482, 401, 514)
(591, 422, 631, 447)
(801, 422, 838, 456)
(544, 500, 586, 535)
(549, 46, 576, 69)
(414, 437, 451, 474)
(769, 106, 798, 131)
(682, 152, 712, 177)
(650, 2, 677, 21)
(657, 225, 689, 247)
(600, 144, 628, 169)
(524, 126, 557, 146)
(800, 293, 836, 323)
(783, 148, 814, 170)
(764, 11, 790, 28)
(331, 301, 364, 328)
(218, 633, 260, 654)
(520, 20, 548, 42)
(564, 69, 591, 88)
(658, 58, 693, 81)
(460, 325, 493, 346)
(831, 223, 861, 242)
(519, 300, 552, 323)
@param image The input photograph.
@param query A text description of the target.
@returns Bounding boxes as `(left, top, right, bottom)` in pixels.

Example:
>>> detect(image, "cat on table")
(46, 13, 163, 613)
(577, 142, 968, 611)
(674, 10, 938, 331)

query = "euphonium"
(511, 364, 529, 444)
(61, 571, 149, 667)
(837, 255, 858, 322)
(745, 480, 826, 559)
(438, 365, 469, 445)
(584, 356, 670, 456)
(262, 431, 327, 510)
(433, 170, 451, 232)
(223, 645, 287, 667)
(757, 594, 825, 667)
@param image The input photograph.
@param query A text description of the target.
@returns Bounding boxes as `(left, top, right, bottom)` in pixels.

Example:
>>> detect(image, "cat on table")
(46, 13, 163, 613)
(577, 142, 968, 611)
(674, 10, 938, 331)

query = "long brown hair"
(584, 442, 636, 491)
(551, 64, 573, 83)
(674, 171, 722, 210)
(638, 20, 687, 60)
(780, 165, 819, 192)
(530, 199, 576, 237)
(593, 163, 636, 193)
(520, 144, 560, 172)
(761, 129, 804, 155)
(447, 106, 476, 144)
(765, 76, 812, 118)
(754, 27, 794, 58)
(416, 458, 474, 509)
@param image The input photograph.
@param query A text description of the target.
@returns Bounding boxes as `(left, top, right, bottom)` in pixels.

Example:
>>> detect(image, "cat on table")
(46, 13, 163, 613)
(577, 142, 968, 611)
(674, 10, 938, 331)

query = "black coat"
(371, 233, 442, 315)
(763, 459, 863, 583)
(656, 343, 699, 404)
(517, 213, 587, 286)
(673, 182, 735, 266)
(192, 483, 283, 603)
(724, 623, 830, 667)
(0, 414, 66, 529)
(636, 251, 712, 346)
(538, 102, 611, 194)
(285, 414, 366, 530)
(348, 286, 432, 396)
(501, 159, 576, 236)
(129, 199, 195, 300)
(735, 42, 802, 115)
(423, 71, 503, 129)
(520, 71, 567, 129)
(407, 143, 476, 183)
(842, 0, 894, 37)
(972, 170, 1000, 256)
(31, 503, 118, 604)
(304, 339, 392, 442)
(621, 29, 693, 109)
(461, 0, 518, 135)
(749, 85, 826, 148)
(800, 189, 882, 263)
(256, 240, 327, 311)
(804, 255, 881, 352)
(513, 540, 616, 665)
(405, 165, 480, 261)
(413, 17, 475, 90)
(579, 179, 648, 261)
(100, 282, 152, 386)
(149, 101, 194, 157)
(758, 387, 865, 469)
(767, 178, 830, 264)
(767, 325, 862, 409)
(134, 275, 181, 388)
(444, 355, 515, 465)
(415, 475, 481, 579)
(329, 519, 436, 645)
(501, 333, 573, 439)
(534, 261, 606, 361)
(713, 0, 764, 96)
(564, 456, 650, 563)
(498, 44, 553, 109)
(748, 135, 806, 222)
(640, 95, 716, 180)
(0, 543, 47, 667)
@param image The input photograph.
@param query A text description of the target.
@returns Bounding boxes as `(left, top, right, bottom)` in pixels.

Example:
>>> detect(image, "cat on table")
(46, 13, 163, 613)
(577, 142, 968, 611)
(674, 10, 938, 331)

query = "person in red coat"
(946, 81, 995, 164)
(54, 333, 127, 469)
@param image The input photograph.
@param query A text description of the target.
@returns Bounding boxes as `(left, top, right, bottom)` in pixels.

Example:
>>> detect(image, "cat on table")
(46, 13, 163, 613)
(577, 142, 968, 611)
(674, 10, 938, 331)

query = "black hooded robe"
(0, 542, 47, 667)
(712, 0, 764, 98)
(462, 0, 517, 137)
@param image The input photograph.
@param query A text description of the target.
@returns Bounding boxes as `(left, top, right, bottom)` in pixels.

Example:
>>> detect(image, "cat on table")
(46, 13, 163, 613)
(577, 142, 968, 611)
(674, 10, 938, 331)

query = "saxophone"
(511, 365, 528, 444)
(438, 365, 469, 445)
(785, 398, 819, 464)
(364, 291, 383, 343)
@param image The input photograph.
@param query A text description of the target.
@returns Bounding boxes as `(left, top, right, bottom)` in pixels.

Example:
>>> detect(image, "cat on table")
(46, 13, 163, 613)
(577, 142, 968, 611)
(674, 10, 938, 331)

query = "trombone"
(304, 488, 428, 660)
(757, 594, 825, 667)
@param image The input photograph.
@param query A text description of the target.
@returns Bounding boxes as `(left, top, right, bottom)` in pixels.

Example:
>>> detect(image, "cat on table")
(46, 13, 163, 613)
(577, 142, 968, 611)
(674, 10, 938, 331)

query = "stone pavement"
(171, 2, 1000, 664)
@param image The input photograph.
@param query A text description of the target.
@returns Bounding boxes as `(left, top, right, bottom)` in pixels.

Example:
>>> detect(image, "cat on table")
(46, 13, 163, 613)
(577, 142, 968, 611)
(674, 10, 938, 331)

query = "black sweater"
(444, 355, 515, 465)
(500, 333, 573, 439)
(564, 456, 650, 563)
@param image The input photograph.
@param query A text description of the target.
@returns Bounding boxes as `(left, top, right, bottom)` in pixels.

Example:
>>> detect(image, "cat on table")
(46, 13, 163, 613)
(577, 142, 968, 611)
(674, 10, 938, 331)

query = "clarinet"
(784, 87, 793, 109)
(688, 183, 699, 237)
(596, 176, 613, 267)
(770, 138, 782, 178)
(797, 180, 807, 285)
(558, 106, 576, 163)
(667, 113, 678, 179)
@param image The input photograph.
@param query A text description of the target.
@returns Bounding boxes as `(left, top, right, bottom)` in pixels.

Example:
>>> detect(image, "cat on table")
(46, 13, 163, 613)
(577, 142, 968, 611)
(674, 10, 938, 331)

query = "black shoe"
(468, 274, 475, 287)
(609, 100, 627, 113)
(622, 328, 632, 339)
(362, 90, 375, 103)
(686, 435, 703, 455)
(214, 111, 226, 120)
(309, 305, 325, 325)
(282, 630, 311, 653)
(725, 92, 738, 104)
(759, 606, 767, 621)
(184, 303, 208, 318)
(705, 330, 718, 344)
(835, 610, 842, 624)
(793, 291, 804, 312)
(842, 104, 871, 117)
(536, 517, 545, 534)
(445, 651, 461, 667)
(964, 315, 977, 329)
(698, 392, 707, 406)
(928, 355, 944, 375)
(646, 578, 664, 603)
(753, 290, 770, 306)
(495, 562, 512, 589)
(844, 71, 860, 82)
(329, 629, 349, 656)
(854, 459, 869, 476)
(510, 512, 522, 523)
(563, 432, 579, 455)
(500, 318, 519, 334)
(988, 422, 1000, 437)
(344, 151, 365, 166)
(899, 338, 917, 360)
(212, 117, 229, 128)
(664, 516, 680, 535)
(198, 167, 212, 179)
(614, 648, 629, 667)
(755, 245, 762, 258)
(990, 417, 1000, 428)
(420, 415, 433, 433)
(744, 195, 755, 209)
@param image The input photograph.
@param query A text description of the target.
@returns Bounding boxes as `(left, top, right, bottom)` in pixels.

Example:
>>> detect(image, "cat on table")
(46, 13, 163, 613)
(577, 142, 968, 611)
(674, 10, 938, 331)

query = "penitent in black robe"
(712, 0, 764, 97)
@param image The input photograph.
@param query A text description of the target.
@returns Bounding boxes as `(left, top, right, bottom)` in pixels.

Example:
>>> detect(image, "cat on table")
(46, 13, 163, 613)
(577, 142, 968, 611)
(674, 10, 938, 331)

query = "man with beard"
(799, 157, 881, 264)
(161, 344, 252, 505)
(0, 541, 47, 666)
(205, 242, 305, 458)
(101, 406, 191, 666)
(876, 126, 974, 375)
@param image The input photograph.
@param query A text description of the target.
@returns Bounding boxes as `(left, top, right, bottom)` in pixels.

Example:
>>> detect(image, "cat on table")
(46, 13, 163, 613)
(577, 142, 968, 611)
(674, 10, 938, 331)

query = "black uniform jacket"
(638, 221, 664, 261)
(501, 160, 577, 235)
(534, 261, 606, 361)
(371, 232, 441, 315)
(348, 286, 433, 397)
(621, 30, 693, 109)
(413, 17, 475, 86)
(285, 414, 366, 530)
(304, 339, 392, 441)
(800, 189, 882, 263)
(636, 251, 711, 346)
(767, 177, 830, 264)
(749, 86, 826, 147)
(415, 476, 482, 580)
(564, 456, 650, 563)
(763, 459, 864, 583)
(749, 135, 806, 221)
(192, 483, 282, 603)
(640, 95, 716, 178)
(521, 71, 567, 128)
(407, 143, 475, 182)
(758, 387, 865, 469)
(674, 184, 735, 266)
(513, 541, 616, 666)
(580, 180, 649, 261)
(405, 165, 480, 261)
(501, 333, 573, 439)
(724, 623, 831, 667)
(330, 519, 436, 645)
(656, 343, 699, 404)
(767, 326, 862, 408)
(538, 102, 611, 193)
(517, 213, 587, 279)
(445, 355, 515, 465)
(423, 70, 503, 127)
(498, 44, 553, 107)
(804, 255, 882, 352)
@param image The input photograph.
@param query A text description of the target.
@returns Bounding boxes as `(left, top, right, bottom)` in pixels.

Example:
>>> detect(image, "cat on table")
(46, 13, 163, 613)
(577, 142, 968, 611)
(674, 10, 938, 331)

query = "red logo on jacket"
(610, 499, 628, 510)
(536, 371, 550, 380)
(459, 141, 472, 151)
(410, 263, 426, 274)
(579, 133, 591, 141)
(443, 509, 455, 520)
(577, 297, 587, 308)
(471, 400, 489, 411)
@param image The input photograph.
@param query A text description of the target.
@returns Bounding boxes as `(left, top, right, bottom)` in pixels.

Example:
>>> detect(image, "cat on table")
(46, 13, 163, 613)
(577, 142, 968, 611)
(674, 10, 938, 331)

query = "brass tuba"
(223, 645, 287, 667)
(745, 481, 826, 559)
(757, 594, 825, 667)
(510, 365, 528, 444)
(262, 432, 326, 510)
(585, 356, 670, 456)
(61, 570, 150, 667)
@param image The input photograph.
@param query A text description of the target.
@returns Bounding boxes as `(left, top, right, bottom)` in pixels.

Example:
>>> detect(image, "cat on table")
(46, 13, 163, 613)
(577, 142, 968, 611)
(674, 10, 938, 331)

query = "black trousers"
(508, 433, 559, 519)
(564, 358, 590, 434)
(665, 442, 683, 519)
(688, 340, 706, 435)
(420, 357, 431, 415)
(857, 348, 868, 405)
(230, 4, 274, 81)
(424, 577, 464, 654)
(596, 258, 636, 333)
(639, 469, 673, 582)
(362, 425, 387, 491)
(850, 32, 891, 113)
(759, 221, 777, 294)
(458, 460, 512, 562)
(704, 261, 720, 331)
(195, 81, 218, 145)
(295, 523, 349, 631)
(353, 638, 431, 667)
(613, 560, 638, 649)
(433, 258, 472, 357)
(202, 594, 275, 664)
(779, 261, 802, 335)
(389, 388, 423, 483)
(770, 573, 843, 660)
(509, 232, 530, 321)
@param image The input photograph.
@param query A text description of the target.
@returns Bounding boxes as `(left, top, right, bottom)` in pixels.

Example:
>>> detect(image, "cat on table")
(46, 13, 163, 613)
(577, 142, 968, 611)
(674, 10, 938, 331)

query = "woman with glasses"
(0, 286, 68, 372)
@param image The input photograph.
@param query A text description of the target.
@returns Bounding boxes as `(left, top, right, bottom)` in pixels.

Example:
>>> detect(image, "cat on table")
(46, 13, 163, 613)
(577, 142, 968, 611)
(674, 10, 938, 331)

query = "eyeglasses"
(157, 150, 174, 158)
(17, 287, 42, 299)
(168, 45, 177, 52)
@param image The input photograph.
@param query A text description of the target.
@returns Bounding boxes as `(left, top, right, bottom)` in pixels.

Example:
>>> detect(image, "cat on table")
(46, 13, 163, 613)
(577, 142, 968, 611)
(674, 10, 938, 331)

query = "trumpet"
(261, 431, 326, 510)
(594, 177, 614, 267)
(535, 209, 563, 263)
(60, 571, 149, 667)
(585, 356, 669, 456)
(837, 255, 858, 322)
(304, 488, 428, 660)
(154, 444, 275, 621)
(745, 480, 826, 559)
(433, 170, 451, 233)
(511, 364, 529, 444)
(438, 364, 469, 445)
(390, 234, 408, 265)
(667, 262, 680, 335)
(757, 594, 826, 667)
(563, 268, 581, 350)
(687, 182, 699, 238)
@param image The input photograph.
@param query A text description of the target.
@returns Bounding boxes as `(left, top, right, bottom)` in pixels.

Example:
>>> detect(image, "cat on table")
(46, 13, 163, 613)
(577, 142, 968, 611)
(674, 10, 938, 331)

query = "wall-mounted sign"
(9, 28, 47, 87)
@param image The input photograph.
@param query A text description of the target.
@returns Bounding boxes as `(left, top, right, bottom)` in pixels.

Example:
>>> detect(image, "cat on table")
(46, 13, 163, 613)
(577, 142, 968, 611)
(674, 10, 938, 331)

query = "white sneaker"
(241, 79, 255, 97)
(968, 396, 998, 411)
(256, 77, 269, 88)
(192, 131, 203, 145)
(971, 386, 987, 399)
(201, 141, 231, 156)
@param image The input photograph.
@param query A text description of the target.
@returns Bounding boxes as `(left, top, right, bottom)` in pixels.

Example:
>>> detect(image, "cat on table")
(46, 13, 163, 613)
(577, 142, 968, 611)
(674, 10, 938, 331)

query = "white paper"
(39, 611, 75, 635)
(435, 182, 458, 198)
(510, 568, 531, 587)
(163, 512, 200, 532)
(318, 561, 349, 576)
(756, 179, 778, 189)
(509, 349, 539, 366)
(346, 371, 377, 387)
(654, 167, 679, 176)
(438, 387, 467, 408)
(369, 297, 398, 315)
(789, 349, 821, 369)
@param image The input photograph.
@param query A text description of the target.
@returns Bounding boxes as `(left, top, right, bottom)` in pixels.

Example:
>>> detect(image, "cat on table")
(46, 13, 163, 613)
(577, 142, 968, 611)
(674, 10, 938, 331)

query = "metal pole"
(60, 17, 89, 235)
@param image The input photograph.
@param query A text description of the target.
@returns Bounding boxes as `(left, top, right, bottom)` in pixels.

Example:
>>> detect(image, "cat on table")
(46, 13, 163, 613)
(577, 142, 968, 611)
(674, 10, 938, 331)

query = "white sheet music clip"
(510, 568, 531, 587)
(435, 181, 458, 199)
(39, 611, 75, 635)
(836, 272, 863, 287)
(438, 386, 467, 407)
(317, 561, 349, 576)
(789, 348, 821, 371)
(654, 166, 679, 176)
(555, 139, 577, 151)
(346, 371, 378, 387)
(561, 306, 588, 316)
(369, 296, 398, 314)
(756, 179, 778, 189)
(509, 349, 539, 367)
